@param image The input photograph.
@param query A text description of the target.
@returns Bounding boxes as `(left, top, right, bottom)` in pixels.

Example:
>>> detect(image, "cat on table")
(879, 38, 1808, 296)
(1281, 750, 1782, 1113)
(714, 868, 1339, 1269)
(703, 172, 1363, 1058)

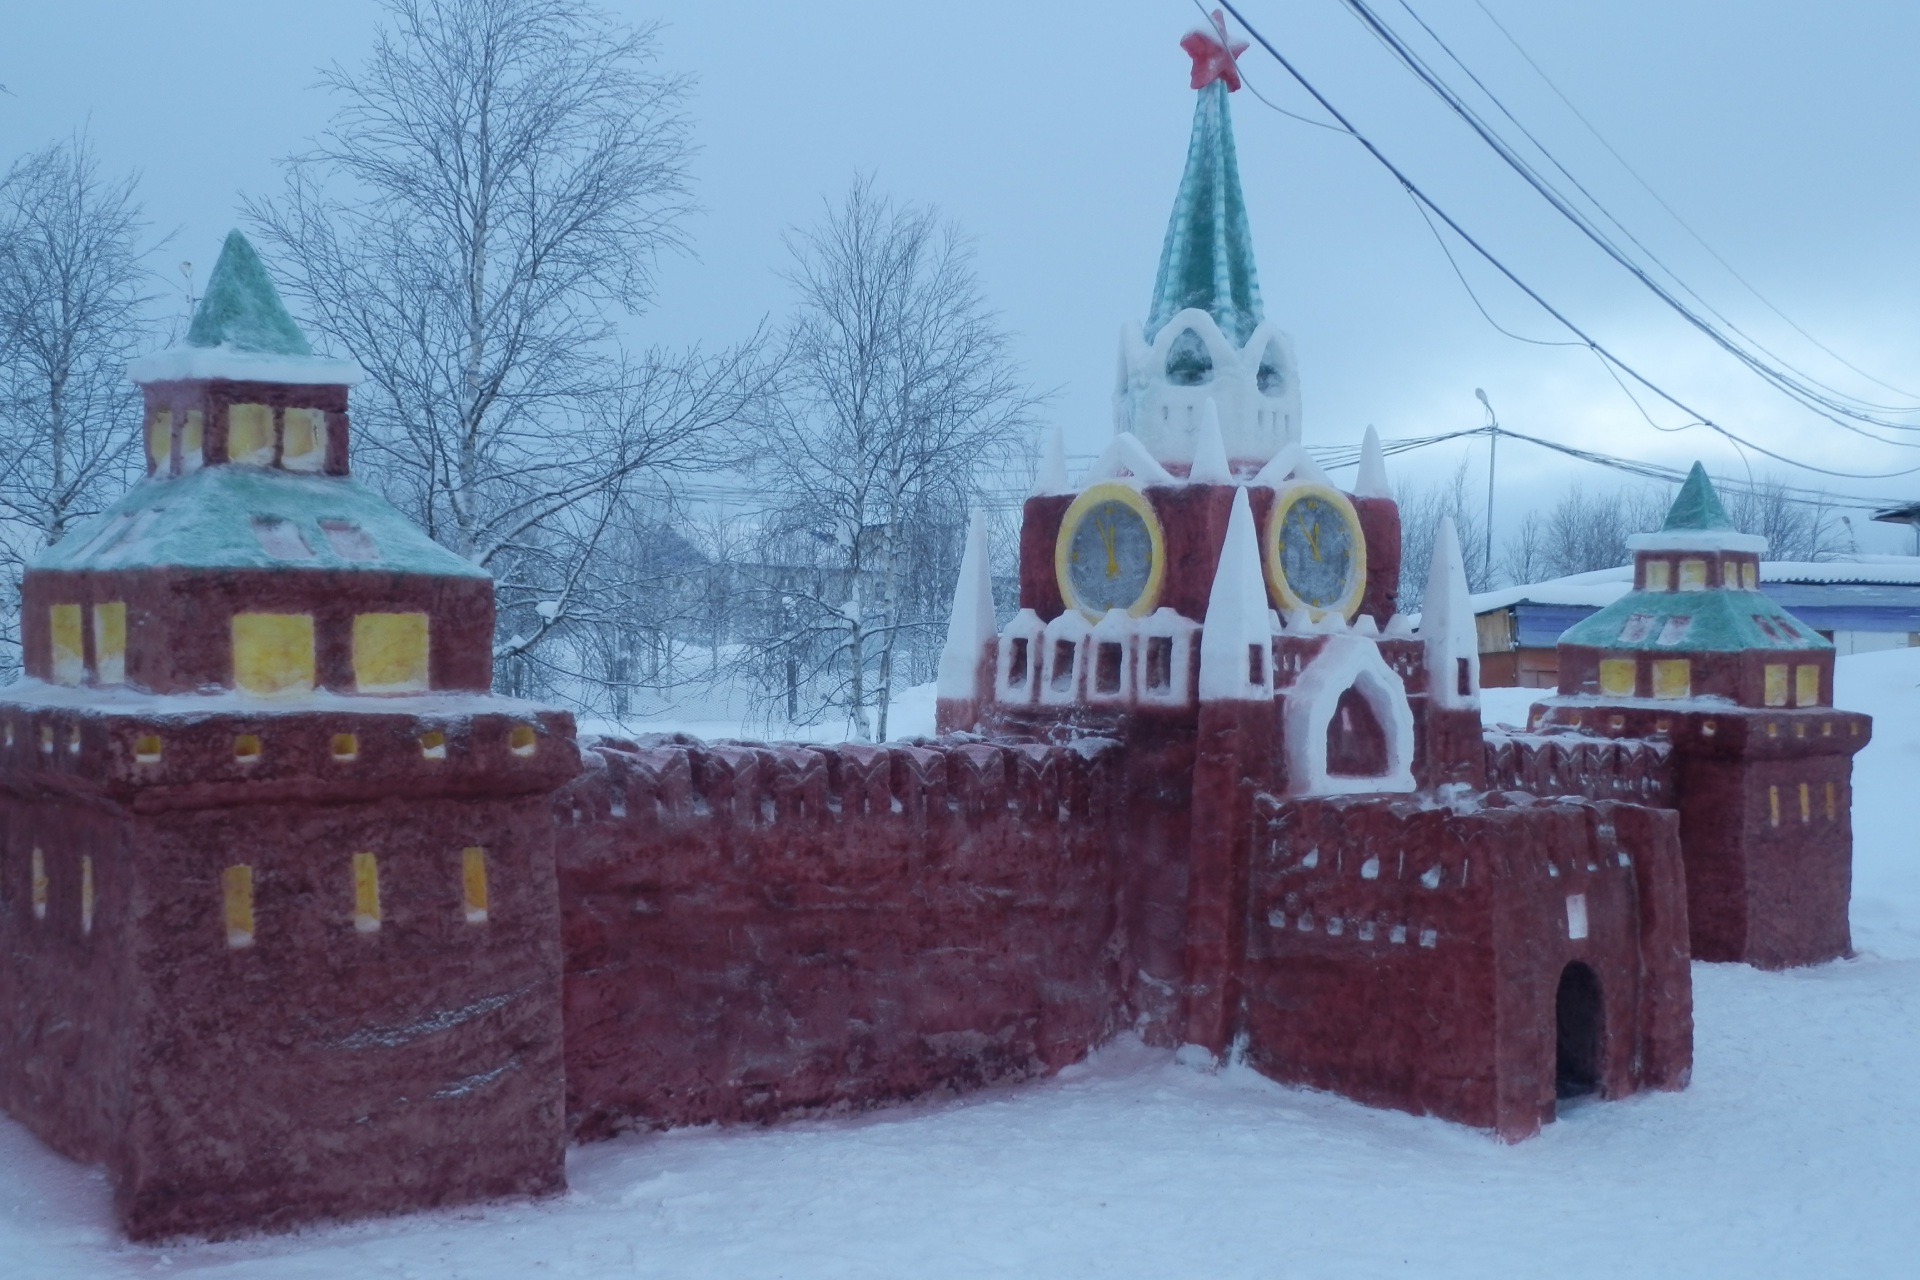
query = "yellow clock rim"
(1262, 482, 1368, 622)
(1055, 481, 1168, 623)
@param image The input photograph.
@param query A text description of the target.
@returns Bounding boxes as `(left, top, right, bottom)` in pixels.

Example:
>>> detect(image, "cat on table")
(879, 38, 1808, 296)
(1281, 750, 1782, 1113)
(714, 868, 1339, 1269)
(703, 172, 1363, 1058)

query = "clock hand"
(1096, 515, 1119, 578)
(1304, 517, 1322, 562)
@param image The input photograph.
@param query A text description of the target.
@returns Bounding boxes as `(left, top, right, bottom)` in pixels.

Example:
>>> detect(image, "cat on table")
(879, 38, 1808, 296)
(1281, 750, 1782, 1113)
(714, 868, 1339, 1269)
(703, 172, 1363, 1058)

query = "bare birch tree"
(1397, 460, 1490, 610)
(0, 136, 151, 674)
(745, 179, 1037, 740)
(246, 0, 766, 695)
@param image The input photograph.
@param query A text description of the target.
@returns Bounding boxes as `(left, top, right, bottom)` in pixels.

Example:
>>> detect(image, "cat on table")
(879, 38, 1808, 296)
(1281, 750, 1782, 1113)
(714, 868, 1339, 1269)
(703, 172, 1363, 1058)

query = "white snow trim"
(1420, 517, 1480, 710)
(1188, 401, 1234, 485)
(937, 512, 997, 700)
(129, 343, 365, 386)
(995, 609, 1047, 704)
(1086, 609, 1135, 704)
(1282, 635, 1417, 796)
(1136, 607, 1200, 706)
(1199, 488, 1274, 701)
(1039, 610, 1092, 705)
(1082, 431, 1177, 488)
(1033, 423, 1072, 496)
(1354, 425, 1391, 499)
(1248, 442, 1331, 489)
(1625, 528, 1766, 554)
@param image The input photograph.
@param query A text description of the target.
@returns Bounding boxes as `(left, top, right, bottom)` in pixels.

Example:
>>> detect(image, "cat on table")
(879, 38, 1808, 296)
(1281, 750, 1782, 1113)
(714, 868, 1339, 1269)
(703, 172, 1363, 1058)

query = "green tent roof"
(184, 230, 313, 356)
(1145, 81, 1264, 346)
(37, 465, 488, 579)
(1560, 583, 1828, 653)
(1661, 462, 1736, 532)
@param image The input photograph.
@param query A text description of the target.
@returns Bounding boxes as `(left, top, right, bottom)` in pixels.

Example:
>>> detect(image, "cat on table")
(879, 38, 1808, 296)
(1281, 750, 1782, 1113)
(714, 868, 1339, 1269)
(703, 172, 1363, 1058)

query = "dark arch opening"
(1325, 685, 1388, 777)
(1165, 328, 1214, 385)
(1555, 961, 1605, 1100)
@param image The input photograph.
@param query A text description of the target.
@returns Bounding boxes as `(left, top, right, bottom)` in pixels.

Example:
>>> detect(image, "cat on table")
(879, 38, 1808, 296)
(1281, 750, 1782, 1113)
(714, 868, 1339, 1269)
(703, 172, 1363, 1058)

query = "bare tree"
(0, 136, 151, 674)
(1720, 476, 1847, 562)
(247, 0, 765, 694)
(1397, 460, 1490, 610)
(744, 179, 1038, 740)
(1531, 484, 1672, 579)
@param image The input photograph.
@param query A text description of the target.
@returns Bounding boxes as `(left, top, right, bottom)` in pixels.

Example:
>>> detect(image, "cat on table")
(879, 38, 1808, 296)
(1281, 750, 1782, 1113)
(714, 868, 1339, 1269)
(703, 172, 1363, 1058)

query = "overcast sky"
(6, 0, 1918, 550)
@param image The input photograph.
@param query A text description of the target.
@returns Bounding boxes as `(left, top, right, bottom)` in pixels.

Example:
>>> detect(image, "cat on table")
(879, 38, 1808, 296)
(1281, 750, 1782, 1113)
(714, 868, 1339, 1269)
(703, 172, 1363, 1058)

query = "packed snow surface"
(7, 649, 1920, 1277)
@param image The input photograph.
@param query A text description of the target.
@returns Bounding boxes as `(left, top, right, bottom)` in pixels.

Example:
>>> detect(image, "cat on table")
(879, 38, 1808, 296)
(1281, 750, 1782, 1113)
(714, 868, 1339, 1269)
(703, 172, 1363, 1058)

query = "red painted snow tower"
(0, 232, 579, 1238)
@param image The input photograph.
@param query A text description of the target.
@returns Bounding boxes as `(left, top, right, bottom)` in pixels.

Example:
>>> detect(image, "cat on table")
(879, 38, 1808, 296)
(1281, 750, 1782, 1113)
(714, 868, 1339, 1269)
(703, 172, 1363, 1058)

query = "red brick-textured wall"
(23, 567, 493, 694)
(0, 703, 578, 1240)
(1240, 793, 1691, 1140)
(556, 737, 1130, 1140)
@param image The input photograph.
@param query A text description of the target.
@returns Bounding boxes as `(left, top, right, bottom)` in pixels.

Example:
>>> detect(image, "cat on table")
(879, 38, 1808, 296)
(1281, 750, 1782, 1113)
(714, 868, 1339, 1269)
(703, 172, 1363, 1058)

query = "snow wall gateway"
(556, 738, 1130, 1139)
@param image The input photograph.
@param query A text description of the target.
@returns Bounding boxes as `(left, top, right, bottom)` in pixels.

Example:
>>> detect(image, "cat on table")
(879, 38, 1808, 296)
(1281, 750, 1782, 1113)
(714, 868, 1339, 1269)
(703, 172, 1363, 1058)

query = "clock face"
(1264, 484, 1367, 620)
(1055, 482, 1165, 620)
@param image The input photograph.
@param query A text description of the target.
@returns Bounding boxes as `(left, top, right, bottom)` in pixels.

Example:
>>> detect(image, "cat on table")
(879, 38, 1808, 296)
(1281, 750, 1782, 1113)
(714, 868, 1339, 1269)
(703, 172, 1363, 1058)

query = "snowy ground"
(6, 651, 1919, 1277)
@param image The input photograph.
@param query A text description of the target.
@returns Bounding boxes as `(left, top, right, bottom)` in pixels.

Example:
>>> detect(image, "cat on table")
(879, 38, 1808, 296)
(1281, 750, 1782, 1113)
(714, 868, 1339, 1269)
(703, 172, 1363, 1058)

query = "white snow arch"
(1282, 635, 1416, 796)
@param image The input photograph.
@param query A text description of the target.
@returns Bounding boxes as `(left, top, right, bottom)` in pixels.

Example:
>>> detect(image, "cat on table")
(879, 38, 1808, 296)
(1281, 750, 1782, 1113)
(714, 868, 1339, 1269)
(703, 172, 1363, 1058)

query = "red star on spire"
(1182, 10, 1249, 92)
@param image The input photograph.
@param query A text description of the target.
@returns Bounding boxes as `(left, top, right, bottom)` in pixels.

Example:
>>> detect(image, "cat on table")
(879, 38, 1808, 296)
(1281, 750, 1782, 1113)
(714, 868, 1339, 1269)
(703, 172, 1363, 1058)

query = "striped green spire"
(185, 230, 313, 356)
(1145, 81, 1264, 346)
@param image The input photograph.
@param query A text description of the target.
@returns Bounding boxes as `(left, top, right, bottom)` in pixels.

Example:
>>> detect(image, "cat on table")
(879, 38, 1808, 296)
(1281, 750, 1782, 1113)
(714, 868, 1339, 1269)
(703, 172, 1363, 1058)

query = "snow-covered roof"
(1471, 557, 1920, 617)
(127, 230, 364, 386)
(36, 464, 487, 578)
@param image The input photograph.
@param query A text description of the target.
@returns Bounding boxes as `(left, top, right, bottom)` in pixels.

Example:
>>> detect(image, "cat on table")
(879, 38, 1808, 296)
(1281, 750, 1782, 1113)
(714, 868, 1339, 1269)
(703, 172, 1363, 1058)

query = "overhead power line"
(1211, 0, 1920, 480)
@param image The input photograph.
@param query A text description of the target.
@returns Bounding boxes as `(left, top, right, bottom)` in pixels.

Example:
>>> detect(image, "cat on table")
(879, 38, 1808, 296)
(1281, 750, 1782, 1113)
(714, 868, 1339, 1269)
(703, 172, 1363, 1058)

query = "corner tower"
(0, 232, 578, 1238)
(1536, 463, 1871, 966)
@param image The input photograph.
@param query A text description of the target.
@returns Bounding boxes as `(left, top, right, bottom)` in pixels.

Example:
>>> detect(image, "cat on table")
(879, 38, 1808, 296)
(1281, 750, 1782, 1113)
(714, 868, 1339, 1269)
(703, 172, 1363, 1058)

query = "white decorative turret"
(1355, 425, 1390, 499)
(937, 512, 997, 705)
(1034, 423, 1071, 496)
(1420, 517, 1479, 710)
(1199, 487, 1274, 701)
(1118, 311, 1301, 474)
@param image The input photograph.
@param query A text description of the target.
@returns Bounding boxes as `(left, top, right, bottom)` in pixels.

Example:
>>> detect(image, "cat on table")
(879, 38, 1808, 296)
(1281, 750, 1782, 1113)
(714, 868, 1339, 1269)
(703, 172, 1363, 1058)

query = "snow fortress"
(0, 20, 1870, 1241)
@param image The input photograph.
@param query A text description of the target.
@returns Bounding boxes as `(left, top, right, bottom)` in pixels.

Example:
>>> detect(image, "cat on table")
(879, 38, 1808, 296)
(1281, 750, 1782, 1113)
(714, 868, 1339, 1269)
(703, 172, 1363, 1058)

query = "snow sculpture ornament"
(1118, 16, 1301, 475)
(1181, 10, 1249, 91)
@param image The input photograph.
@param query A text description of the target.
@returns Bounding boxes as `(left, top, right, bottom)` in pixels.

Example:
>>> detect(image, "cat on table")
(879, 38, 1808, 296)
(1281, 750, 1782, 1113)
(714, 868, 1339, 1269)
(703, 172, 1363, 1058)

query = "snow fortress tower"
(0, 232, 579, 1238)
(1531, 464, 1871, 967)
(938, 14, 1692, 1139)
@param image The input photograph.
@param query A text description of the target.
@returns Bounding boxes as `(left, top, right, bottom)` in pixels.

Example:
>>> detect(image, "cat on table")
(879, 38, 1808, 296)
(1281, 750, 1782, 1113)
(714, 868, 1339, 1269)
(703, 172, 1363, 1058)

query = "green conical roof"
(1145, 81, 1264, 346)
(184, 230, 313, 356)
(1661, 462, 1736, 532)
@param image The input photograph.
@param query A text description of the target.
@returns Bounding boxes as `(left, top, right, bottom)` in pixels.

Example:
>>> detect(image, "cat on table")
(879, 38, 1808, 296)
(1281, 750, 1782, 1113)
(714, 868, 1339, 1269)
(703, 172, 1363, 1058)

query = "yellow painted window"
(1652, 659, 1691, 700)
(420, 730, 447, 760)
(222, 864, 254, 948)
(227, 403, 274, 463)
(1598, 657, 1637, 697)
(81, 856, 94, 934)
(509, 723, 537, 756)
(232, 613, 315, 695)
(31, 848, 47, 920)
(133, 734, 162, 763)
(1644, 560, 1671, 591)
(1678, 559, 1707, 591)
(352, 851, 381, 932)
(352, 612, 429, 693)
(1742, 563, 1758, 589)
(1795, 664, 1821, 707)
(1799, 782, 1811, 823)
(233, 734, 262, 763)
(147, 409, 172, 471)
(281, 407, 326, 470)
(1723, 560, 1739, 588)
(49, 604, 84, 685)
(1768, 785, 1780, 828)
(462, 846, 489, 923)
(331, 733, 358, 761)
(1826, 781, 1836, 820)
(92, 602, 126, 686)
(1763, 664, 1789, 707)
(180, 409, 204, 469)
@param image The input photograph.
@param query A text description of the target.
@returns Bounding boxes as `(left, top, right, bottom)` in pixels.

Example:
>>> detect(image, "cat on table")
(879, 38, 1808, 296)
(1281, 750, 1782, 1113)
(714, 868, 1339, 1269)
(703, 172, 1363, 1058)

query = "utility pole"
(1476, 388, 1497, 582)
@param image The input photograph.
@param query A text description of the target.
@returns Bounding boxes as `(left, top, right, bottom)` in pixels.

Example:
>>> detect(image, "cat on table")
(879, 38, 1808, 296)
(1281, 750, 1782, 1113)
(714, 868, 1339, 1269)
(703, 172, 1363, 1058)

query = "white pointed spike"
(1199, 488, 1275, 701)
(1420, 517, 1480, 708)
(1355, 425, 1390, 499)
(1034, 423, 1070, 496)
(937, 512, 998, 699)
(1189, 400, 1233, 485)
